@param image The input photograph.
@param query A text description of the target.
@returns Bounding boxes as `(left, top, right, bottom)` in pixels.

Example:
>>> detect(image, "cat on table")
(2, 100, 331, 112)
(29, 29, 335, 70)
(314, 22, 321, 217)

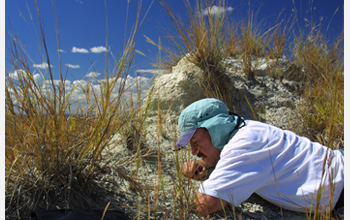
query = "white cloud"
(7, 71, 152, 115)
(202, 6, 233, 16)
(72, 46, 89, 53)
(65, 64, 81, 69)
(7, 70, 43, 87)
(8, 69, 25, 80)
(90, 46, 108, 53)
(86, 71, 100, 78)
(58, 49, 66, 53)
(33, 62, 53, 69)
(33, 73, 43, 85)
(116, 75, 152, 92)
(72, 79, 88, 87)
(136, 69, 168, 75)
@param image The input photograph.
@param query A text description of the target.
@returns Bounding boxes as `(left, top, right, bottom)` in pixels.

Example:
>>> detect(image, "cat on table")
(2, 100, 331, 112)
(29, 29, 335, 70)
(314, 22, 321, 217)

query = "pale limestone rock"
(145, 56, 303, 130)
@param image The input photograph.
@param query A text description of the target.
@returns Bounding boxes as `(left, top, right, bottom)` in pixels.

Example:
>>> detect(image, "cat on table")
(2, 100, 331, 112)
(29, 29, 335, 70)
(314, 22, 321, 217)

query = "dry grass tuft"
(158, 0, 230, 100)
(291, 14, 344, 151)
(5, 1, 150, 219)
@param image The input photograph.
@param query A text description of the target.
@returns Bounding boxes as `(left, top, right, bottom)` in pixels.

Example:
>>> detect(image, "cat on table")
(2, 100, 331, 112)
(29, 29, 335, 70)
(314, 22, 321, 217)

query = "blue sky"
(4, 0, 344, 110)
(5, 0, 344, 78)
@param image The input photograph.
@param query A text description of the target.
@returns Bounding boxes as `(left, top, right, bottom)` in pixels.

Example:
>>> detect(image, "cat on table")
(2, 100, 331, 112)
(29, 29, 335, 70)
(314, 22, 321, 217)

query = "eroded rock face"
(146, 56, 206, 114)
(146, 56, 303, 130)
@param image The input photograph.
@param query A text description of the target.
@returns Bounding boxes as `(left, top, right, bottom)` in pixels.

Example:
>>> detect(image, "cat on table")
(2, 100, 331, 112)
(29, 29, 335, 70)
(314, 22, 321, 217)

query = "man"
(176, 98, 344, 217)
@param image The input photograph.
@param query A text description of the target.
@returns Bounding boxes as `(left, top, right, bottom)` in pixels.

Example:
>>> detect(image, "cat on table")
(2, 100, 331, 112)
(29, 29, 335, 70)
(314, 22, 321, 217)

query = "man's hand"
(182, 161, 207, 180)
(195, 191, 228, 217)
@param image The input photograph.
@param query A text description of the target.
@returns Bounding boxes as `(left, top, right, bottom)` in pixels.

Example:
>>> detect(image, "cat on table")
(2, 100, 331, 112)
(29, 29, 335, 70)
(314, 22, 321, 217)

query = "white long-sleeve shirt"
(199, 120, 344, 213)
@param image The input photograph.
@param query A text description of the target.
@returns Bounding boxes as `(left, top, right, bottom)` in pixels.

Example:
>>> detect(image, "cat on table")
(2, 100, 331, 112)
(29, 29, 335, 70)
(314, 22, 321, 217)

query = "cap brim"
(173, 129, 197, 151)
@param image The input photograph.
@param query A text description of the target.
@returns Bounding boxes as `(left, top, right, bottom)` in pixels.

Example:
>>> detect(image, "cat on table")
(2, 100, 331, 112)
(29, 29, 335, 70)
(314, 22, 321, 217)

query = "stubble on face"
(190, 128, 221, 168)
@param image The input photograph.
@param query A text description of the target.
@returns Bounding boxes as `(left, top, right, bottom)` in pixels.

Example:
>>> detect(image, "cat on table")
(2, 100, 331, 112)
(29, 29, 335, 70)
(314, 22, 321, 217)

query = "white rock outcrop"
(145, 56, 303, 130)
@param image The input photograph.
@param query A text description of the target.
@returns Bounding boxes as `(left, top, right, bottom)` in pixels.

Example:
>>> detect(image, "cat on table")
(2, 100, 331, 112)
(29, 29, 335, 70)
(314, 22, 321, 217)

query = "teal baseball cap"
(175, 98, 238, 150)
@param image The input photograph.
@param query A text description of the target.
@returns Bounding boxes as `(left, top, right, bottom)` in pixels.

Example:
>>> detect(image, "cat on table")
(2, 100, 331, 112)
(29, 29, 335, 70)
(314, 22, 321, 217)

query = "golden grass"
(292, 30, 344, 149)
(157, 0, 230, 101)
(5, 1, 151, 219)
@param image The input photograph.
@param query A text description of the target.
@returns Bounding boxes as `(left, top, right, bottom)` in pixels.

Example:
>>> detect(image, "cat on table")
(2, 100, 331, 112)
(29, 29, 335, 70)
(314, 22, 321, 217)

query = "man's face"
(189, 128, 221, 168)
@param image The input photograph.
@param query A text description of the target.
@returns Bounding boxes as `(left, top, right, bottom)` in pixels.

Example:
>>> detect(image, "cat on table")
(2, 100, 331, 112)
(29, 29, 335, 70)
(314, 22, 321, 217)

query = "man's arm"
(195, 191, 228, 216)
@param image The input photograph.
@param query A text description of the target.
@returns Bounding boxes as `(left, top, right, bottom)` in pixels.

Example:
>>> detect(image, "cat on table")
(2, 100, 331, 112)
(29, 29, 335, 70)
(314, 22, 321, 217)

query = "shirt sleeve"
(198, 139, 271, 206)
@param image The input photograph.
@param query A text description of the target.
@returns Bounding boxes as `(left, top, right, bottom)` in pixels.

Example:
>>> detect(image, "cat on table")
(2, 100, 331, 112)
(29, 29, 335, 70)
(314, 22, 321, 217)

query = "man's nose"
(191, 145, 199, 156)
